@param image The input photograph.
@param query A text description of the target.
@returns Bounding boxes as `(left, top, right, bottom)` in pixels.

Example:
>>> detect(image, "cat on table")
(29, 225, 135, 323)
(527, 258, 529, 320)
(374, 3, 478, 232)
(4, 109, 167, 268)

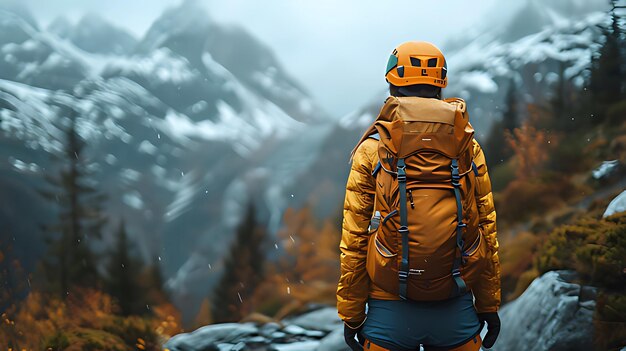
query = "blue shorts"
(362, 293, 482, 351)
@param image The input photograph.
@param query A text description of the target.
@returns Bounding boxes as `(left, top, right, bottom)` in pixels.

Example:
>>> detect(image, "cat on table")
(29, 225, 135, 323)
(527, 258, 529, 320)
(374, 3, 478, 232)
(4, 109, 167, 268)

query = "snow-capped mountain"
(136, 0, 324, 123)
(444, 0, 608, 137)
(339, 0, 608, 139)
(0, 1, 332, 322)
(0, 0, 611, 323)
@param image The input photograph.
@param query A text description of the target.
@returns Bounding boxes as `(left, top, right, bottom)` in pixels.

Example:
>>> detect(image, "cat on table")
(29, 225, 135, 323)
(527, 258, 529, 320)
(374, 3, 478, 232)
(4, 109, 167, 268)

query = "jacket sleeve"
(337, 138, 376, 326)
(471, 139, 501, 313)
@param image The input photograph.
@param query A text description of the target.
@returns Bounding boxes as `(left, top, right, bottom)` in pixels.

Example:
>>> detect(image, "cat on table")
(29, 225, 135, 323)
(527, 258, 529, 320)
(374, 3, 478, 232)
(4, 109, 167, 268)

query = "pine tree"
(105, 220, 169, 316)
(38, 105, 107, 300)
(211, 202, 266, 323)
(551, 61, 567, 129)
(588, 0, 625, 121)
(106, 220, 143, 316)
(485, 79, 519, 166)
(143, 254, 169, 308)
(544, 60, 586, 132)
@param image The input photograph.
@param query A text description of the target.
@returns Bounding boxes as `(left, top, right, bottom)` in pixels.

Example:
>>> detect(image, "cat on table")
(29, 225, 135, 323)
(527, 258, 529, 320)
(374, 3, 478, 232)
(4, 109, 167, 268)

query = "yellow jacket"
(337, 123, 501, 326)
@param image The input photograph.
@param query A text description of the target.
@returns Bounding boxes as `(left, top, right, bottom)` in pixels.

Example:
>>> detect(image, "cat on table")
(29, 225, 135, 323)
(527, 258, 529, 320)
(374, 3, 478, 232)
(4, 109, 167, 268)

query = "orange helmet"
(385, 41, 447, 88)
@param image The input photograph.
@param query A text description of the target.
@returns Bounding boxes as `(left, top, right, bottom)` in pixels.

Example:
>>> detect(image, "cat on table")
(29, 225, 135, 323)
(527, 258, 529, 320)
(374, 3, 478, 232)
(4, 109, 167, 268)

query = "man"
(337, 41, 501, 351)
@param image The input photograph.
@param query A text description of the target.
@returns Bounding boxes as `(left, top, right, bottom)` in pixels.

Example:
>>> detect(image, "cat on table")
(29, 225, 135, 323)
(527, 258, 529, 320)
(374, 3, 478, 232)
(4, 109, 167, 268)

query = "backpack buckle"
(452, 269, 461, 277)
(450, 159, 461, 187)
(451, 174, 461, 187)
(398, 226, 409, 235)
(399, 270, 409, 281)
(369, 211, 381, 232)
(397, 164, 407, 182)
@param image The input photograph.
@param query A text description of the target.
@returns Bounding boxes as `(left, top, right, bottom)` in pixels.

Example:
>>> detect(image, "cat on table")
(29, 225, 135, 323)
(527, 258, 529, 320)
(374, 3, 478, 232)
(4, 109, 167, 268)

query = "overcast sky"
(20, 0, 498, 117)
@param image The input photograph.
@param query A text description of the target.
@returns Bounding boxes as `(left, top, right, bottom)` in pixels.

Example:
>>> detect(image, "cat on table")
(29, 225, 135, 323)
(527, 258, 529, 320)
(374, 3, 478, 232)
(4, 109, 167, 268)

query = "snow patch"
(106, 48, 196, 84)
(8, 157, 40, 173)
(122, 191, 144, 210)
(340, 110, 374, 129)
(138, 140, 158, 155)
(119, 168, 141, 183)
(165, 169, 200, 221)
(104, 154, 117, 165)
(603, 190, 626, 218)
(457, 71, 498, 94)
(165, 252, 210, 296)
(592, 160, 619, 180)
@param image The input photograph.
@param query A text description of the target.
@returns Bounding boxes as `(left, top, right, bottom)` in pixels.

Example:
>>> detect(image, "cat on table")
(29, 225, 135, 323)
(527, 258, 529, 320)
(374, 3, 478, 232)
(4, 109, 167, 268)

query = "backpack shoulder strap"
(369, 133, 382, 177)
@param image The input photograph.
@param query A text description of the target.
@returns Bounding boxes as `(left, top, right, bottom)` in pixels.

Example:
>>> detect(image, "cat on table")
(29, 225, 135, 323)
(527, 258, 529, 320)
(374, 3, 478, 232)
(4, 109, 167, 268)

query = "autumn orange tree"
(504, 121, 549, 180)
(0, 287, 182, 351)
(251, 206, 340, 319)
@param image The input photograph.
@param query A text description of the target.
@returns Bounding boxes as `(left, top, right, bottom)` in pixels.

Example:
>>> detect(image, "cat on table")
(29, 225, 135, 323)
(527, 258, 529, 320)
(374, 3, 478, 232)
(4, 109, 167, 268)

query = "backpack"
(366, 96, 489, 301)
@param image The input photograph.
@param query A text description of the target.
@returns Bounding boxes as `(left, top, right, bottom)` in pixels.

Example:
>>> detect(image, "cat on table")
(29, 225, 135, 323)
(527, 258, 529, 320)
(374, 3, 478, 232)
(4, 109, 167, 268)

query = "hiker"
(337, 41, 501, 351)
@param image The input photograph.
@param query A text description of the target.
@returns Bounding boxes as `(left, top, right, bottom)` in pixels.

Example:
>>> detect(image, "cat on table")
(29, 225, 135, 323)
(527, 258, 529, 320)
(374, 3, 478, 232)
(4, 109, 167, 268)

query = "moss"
(537, 212, 626, 289)
(70, 328, 130, 351)
(42, 331, 70, 350)
(531, 211, 626, 350)
(42, 328, 129, 351)
(102, 315, 160, 350)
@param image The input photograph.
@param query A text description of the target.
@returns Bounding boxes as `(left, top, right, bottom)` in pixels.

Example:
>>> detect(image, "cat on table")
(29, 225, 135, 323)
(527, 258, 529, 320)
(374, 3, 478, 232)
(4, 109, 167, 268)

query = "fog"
(19, 0, 498, 116)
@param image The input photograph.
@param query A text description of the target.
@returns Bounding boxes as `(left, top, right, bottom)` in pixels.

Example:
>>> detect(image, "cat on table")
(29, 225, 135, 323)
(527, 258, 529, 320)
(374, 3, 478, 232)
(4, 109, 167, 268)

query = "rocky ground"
(165, 269, 604, 351)
(164, 307, 347, 351)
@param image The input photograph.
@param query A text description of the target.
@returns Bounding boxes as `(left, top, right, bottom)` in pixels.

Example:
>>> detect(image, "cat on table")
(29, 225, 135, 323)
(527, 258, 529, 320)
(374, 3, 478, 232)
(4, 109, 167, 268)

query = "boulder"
(165, 323, 258, 351)
(164, 307, 346, 351)
(492, 271, 597, 351)
(285, 307, 343, 333)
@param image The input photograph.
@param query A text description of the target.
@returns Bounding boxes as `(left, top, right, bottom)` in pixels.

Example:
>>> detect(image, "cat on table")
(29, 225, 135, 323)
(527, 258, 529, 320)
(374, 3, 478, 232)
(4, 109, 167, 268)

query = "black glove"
(343, 323, 365, 351)
(478, 312, 501, 349)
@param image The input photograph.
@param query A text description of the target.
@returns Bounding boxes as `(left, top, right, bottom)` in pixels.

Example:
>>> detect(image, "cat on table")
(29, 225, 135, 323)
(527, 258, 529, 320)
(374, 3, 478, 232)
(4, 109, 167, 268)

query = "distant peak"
(74, 12, 137, 41)
(137, 0, 211, 53)
(78, 12, 109, 26)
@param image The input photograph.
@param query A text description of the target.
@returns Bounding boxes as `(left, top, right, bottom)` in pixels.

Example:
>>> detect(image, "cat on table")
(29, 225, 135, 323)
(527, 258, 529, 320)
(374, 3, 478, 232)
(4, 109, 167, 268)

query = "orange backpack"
(366, 96, 489, 301)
